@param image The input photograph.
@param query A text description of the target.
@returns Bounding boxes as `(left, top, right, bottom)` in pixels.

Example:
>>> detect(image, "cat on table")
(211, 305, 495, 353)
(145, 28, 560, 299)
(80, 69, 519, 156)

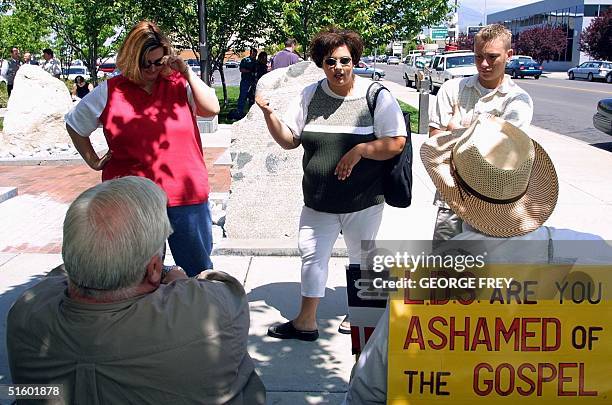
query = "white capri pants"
(298, 203, 384, 297)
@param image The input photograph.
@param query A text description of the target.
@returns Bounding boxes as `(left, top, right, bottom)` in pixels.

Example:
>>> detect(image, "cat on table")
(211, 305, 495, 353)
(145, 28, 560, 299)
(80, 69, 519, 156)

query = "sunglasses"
(324, 56, 352, 67)
(141, 57, 165, 69)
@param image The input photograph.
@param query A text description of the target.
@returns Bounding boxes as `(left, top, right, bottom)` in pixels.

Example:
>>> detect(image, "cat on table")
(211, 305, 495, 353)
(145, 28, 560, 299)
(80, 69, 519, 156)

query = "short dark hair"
(309, 28, 363, 68)
(10, 46, 18, 53)
(43, 48, 54, 57)
(284, 38, 297, 48)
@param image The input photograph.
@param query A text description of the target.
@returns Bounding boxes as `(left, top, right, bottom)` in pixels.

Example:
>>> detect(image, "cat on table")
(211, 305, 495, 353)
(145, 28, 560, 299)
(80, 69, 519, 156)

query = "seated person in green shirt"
(7, 176, 265, 405)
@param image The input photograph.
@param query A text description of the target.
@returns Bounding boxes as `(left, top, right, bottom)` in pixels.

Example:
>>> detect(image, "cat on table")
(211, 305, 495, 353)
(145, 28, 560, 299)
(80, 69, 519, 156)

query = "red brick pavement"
(0, 147, 230, 254)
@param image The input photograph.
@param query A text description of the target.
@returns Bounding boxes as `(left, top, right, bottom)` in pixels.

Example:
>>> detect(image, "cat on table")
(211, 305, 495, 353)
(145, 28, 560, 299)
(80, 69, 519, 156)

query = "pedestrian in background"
(231, 47, 257, 120)
(42, 48, 61, 78)
(255, 51, 269, 80)
(65, 20, 220, 277)
(257, 28, 406, 341)
(1, 47, 21, 97)
(71, 75, 93, 100)
(271, 38, 299, 70)
(23, 52, 39, 65)
(248, 51, 269, 108)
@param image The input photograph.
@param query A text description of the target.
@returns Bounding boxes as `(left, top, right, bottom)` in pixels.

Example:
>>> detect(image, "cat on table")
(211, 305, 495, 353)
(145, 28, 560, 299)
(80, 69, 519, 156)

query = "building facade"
(488, 0, 611, 71)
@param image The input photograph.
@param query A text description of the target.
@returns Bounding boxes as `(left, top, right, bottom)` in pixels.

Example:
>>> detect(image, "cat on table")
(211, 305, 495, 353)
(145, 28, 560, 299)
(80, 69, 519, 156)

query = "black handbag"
(366, 82, 413, 208)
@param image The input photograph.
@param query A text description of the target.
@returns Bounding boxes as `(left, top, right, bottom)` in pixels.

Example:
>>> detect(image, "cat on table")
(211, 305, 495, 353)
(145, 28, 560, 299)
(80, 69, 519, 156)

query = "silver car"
(568, 61, 612, 83)
(403, 54, 433, 88)
(354, 61, 385, 81)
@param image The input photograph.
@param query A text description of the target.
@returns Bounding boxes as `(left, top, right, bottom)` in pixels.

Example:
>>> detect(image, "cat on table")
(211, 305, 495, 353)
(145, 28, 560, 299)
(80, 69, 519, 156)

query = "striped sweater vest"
(301, 82, 385, 213)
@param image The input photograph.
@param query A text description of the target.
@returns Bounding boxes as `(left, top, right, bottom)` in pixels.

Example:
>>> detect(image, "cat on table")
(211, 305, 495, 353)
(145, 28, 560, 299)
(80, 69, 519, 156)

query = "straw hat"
(421, 116, 558, 237)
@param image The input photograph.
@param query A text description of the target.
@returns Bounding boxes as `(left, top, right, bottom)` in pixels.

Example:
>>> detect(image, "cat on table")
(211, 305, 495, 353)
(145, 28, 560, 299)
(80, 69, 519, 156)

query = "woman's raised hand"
(255, 94, 273, 114)
(163, 55, 189, 76)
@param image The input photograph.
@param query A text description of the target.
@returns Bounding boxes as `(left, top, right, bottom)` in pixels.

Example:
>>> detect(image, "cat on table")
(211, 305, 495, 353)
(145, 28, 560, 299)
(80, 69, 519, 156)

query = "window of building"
(584, 4, 599, 17)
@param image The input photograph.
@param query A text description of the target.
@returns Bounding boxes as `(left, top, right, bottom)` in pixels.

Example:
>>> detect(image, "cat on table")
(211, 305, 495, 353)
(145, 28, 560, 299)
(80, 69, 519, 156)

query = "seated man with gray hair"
(7, 176, 265, 404)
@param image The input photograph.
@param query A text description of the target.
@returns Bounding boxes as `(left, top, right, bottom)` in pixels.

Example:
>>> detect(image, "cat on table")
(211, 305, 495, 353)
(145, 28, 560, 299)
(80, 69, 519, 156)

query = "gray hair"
(62, 176, 172, 298)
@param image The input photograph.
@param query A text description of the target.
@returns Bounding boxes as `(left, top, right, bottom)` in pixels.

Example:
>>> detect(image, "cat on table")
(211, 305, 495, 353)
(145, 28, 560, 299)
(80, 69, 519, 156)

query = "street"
(379, 64, 612, 151)
(212, 63, 611, 151)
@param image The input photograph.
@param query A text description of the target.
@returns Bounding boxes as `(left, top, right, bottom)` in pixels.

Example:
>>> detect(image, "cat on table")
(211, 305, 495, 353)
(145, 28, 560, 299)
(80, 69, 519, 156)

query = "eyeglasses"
(324, 56, 352, 67)
(141, 57, 165, 69)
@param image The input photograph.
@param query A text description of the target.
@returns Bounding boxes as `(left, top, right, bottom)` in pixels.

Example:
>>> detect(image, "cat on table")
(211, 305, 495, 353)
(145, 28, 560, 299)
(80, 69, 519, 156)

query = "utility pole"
(484, 0, 487, 25)
(197, 0, 210, 85)
(455, 0, 459, 40)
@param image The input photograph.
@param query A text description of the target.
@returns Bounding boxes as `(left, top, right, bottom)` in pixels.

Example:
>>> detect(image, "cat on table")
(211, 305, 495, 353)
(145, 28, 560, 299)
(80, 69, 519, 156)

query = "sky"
(458, 0, 541, 26)
(460, 0, 540, 14)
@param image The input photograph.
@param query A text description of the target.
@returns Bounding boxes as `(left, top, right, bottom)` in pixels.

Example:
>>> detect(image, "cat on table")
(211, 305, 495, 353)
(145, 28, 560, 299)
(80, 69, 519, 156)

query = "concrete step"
(213, 148, 232, 166)
(197, 115, 219, 133)
(201, 126, 231, 148)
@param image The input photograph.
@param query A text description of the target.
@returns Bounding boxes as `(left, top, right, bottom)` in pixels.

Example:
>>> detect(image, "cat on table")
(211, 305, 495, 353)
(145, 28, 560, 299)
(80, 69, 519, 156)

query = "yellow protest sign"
(387, 265, 611, 404)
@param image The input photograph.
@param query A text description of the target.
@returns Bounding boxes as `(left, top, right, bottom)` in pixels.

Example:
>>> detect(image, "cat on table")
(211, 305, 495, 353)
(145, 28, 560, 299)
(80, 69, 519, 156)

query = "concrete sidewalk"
(1, 81, 611, 404)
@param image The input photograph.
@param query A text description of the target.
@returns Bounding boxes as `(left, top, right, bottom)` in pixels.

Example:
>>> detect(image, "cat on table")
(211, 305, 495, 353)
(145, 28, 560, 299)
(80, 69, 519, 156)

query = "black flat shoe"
(267, 321, 319, 342)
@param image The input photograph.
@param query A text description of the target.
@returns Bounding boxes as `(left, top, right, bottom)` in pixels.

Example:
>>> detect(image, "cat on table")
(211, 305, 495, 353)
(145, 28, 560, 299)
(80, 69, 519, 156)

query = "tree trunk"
(91, 41, 98, 86)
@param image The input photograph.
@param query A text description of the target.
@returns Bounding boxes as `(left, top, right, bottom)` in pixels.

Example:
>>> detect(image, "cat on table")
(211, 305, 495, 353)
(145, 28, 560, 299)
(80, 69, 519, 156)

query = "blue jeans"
(236, 78, 254, 115)
(167, 201, 213, 277)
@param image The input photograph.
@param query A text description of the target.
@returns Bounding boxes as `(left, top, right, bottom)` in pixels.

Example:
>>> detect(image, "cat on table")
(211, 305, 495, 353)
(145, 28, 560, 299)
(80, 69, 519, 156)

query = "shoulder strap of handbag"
(366, 81, 388, 119)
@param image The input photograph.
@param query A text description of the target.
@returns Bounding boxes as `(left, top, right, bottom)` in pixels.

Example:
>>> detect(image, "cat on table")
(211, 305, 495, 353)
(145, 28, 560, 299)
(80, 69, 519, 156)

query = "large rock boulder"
(224, 61, 325, 239)
(1, 64, 73, 154)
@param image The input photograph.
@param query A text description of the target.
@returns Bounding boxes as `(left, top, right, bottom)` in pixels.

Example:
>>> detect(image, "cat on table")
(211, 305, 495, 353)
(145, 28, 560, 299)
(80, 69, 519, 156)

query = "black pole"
(197, 0, 210, 85)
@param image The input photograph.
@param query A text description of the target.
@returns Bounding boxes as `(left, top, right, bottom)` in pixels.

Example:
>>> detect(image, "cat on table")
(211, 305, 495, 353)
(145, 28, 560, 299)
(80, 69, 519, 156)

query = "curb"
(0, 156, 96, 166)
(213, 239, 348, 257)
(0, 187, 17, 203)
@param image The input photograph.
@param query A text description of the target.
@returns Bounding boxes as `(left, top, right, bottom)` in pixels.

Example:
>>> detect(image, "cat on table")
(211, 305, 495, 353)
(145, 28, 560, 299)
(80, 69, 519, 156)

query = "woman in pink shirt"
(65, 21, 220, 276)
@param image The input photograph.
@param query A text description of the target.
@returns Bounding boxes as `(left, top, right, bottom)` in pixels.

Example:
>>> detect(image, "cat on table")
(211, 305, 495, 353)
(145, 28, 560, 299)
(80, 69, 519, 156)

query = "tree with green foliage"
(14, 0, 136, 84)
(580, 8, 612, 61)
(278, 0, 336, 59)
(0, 8, 50, 61)
(277, 0, 452, 57)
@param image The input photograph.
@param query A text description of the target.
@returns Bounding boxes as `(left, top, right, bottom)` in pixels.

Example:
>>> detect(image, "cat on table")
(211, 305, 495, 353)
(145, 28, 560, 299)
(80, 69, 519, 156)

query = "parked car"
(427, 51, 477, 94)
(225, 60, 240, 68)
(403, 53, 433, 88)
(505, 59, 543, 79)
(593, 98, 612, 135)
(387, 56, 400, 65)
(65, 66, 90, 81)
(508, 55, 535, 63)
(376, 55, 388, 63)
(98, 63, 116, 73)
(354, 61, 385, 80)
(567, 61, 612, 82)
(97, 62, 117, 78)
